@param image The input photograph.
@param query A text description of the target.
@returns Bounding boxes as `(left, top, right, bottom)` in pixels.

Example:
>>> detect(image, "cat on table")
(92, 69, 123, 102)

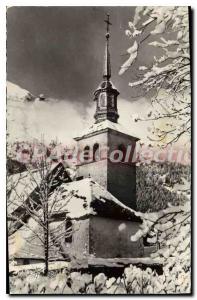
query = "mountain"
(6, 81, 81, 144)
(7, 81, 35, 102)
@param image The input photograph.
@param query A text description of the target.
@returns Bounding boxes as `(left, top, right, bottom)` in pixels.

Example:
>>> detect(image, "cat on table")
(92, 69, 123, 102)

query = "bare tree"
(119, 7, 191, 147)
(7, 157, 76, 276)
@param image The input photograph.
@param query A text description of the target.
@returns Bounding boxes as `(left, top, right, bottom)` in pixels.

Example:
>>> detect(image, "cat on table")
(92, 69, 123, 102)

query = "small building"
(9, 177, 146, 265)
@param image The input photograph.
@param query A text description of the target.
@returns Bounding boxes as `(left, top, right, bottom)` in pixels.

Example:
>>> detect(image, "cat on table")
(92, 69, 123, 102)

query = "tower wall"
(78, 159, 108, 188)
(76, 129, 138, 210)
(107, 161, 136, 209)
(76, 132, 108, 187)
(107, 130, 137, 209)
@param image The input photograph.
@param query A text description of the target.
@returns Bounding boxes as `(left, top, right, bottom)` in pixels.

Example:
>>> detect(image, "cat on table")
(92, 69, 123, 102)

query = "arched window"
(109, 95, 114, 108)
(118, 144, 127, 162)
(65, 219, 72, 243)
(83, 145, 90, 162)
(100, 93, 107, 107)
(93, 143, 99, 162)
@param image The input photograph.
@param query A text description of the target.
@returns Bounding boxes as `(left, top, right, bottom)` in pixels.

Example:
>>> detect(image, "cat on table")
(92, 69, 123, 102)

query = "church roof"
(7, 162, 70, 216)
(9, 216, 67, 260)
(94, 80, 118, 94)
(74, 120, 140, 141)
(8, 161, 141, 225)
(7, 162, 73, 238)
(49, 178, 142, 222)
(7, 169, 41, 216)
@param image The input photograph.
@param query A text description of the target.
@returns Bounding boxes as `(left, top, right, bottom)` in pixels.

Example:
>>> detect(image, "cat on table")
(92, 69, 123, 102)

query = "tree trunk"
(43, 197, 49, 276)
(44, 226, 49, 276)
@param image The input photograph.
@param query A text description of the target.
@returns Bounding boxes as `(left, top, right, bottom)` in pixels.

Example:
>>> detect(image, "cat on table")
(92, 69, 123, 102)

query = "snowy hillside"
(7, 81, 35, 102)
(6, 81, 82, 144)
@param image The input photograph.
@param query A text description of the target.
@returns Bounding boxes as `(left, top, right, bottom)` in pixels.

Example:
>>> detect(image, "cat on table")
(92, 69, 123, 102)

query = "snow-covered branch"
(120, 6, 191, 147)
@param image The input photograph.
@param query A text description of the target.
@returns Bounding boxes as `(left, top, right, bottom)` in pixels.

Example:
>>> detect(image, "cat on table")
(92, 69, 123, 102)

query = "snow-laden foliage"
(131, 198, 191, 293)
(136, 161, 190, 212)
(120, 7, 191, 147)
(135, 159, 191, 293)
(119, 41, 138, 75)
(9, 265, 191, 294)
(7, 140, 77, 173)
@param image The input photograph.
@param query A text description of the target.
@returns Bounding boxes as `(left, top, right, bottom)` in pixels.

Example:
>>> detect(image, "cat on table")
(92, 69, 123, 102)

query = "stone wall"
(70, 219, 89, 259)
(89, 216, 143, 258)
(50, 218, 90, 260)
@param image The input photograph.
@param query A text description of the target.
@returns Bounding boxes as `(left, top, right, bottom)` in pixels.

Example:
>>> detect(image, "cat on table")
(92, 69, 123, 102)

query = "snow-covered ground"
(9, 261, 69, 273)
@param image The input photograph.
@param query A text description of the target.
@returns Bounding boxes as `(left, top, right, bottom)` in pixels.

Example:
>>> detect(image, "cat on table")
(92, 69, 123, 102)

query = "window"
(109, 95, 114, 107)
(93, 143, 99, 161)
(100, 93, 106, 107)
(23, 258, 29, 265)
(65, 219, 72, 243)
(83, 145, 90, 162)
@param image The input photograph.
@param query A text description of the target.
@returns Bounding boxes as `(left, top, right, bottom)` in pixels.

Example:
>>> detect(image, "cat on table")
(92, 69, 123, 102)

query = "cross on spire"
(103, 14, 112, 80)
(104, 14, 112, 38)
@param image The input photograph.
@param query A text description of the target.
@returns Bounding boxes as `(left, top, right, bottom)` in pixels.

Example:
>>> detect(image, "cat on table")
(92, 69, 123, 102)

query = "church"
(8, 16, 156, 268)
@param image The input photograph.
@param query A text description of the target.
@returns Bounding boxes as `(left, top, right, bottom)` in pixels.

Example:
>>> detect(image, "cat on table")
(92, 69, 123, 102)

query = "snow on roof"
(49, 178, 93, 219)
(8, 168, 142, 238)
(7, 162, 69, 216)
(7, 169, 42, 216)
(74, 120, 139, 141)
(49, 178, 141, 221)
(95, 80, 118, 92)
(9, 217, 65, 260)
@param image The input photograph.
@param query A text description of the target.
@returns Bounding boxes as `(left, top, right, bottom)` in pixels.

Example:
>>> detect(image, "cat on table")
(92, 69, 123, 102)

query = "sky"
(7, 6, 141, 103)
(7, 6, 154, 143)
(6, 6, 190, 152)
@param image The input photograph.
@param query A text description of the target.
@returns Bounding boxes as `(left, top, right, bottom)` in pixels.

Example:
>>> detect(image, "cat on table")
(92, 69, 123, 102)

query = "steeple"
(103, 14, 111, 80)
(74, 14, 139, 210)
(93, 14, 119, 124)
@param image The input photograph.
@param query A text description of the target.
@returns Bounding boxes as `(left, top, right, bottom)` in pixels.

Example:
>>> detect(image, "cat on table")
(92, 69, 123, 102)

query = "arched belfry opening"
(93, 143, 100, 162)
(83, 145, 90, 162)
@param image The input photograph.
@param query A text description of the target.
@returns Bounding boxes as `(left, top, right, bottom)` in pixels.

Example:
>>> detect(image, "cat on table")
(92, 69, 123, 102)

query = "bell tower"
(94, 14, 119, 124)
(74, 14, 139, 210)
